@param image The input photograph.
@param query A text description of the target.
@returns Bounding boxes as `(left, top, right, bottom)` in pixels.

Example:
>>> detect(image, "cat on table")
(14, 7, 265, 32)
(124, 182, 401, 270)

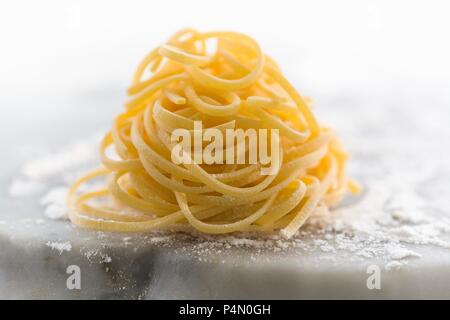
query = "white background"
(0, 0, 449, 148)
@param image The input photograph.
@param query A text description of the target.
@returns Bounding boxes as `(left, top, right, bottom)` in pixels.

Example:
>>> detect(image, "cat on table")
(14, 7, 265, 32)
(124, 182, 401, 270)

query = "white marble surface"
(1, 88, 449, 299)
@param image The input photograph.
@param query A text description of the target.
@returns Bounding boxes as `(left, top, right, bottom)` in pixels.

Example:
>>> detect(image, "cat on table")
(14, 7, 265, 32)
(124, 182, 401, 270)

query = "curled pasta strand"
(68, 29, 357, 238)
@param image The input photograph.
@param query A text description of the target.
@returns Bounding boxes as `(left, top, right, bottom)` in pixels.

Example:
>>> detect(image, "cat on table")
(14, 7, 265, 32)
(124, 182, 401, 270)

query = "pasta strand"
(67, 29, 358, 238)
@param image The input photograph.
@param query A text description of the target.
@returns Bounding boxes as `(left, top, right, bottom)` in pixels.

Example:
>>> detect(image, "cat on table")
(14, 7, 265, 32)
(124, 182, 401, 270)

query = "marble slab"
(1, 91, 449, 299)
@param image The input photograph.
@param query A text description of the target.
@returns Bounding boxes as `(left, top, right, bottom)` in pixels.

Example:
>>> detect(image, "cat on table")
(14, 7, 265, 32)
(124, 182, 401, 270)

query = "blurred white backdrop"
(0, 0, 449, 149)
(1, 0, 449, 95)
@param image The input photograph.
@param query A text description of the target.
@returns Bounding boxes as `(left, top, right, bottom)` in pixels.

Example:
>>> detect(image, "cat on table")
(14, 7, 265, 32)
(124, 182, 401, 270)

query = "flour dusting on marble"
(22, 136, 102, 180)
(7, 133, 102, 219)
(40, 187, 69, 220)
(82, 248, 112, 264)
(46, 241, 72, 254)
(6, 99, 450, 270)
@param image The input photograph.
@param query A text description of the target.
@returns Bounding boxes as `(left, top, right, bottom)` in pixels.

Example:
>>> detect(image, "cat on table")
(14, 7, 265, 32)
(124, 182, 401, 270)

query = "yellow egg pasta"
(67, 28, 358, 239)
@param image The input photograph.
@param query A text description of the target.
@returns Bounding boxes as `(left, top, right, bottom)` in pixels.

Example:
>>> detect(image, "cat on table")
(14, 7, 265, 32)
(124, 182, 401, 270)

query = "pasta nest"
(68, 29, 359, 238)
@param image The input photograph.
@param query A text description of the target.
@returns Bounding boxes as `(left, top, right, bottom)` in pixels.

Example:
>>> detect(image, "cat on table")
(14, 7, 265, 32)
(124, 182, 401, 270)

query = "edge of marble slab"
(0, 219, 449, 299)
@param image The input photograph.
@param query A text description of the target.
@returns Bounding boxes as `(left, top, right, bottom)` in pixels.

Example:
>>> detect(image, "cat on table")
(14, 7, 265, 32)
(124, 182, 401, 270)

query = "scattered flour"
(385, 261, 405, 271)
(8, 133, 102, 220)
(46, 241, 72, 254)
(40, 187, 69, 220)
(22, 137, 100, 180)
(6, 100, 450, 270)
(385, 245, 421, 260)
(83, 248, 112, 264)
